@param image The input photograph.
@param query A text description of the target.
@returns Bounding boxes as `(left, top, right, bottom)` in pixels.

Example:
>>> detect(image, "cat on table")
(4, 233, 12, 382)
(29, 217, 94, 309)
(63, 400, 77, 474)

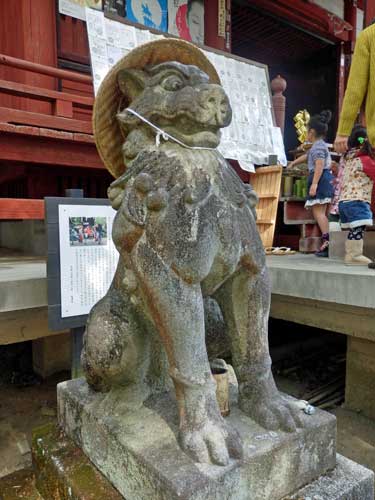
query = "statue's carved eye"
(161, 75, 184, 92)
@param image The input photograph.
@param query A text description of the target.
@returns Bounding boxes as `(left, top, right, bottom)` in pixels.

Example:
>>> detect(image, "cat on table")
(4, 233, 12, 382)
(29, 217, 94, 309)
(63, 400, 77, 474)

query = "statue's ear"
(117, 69, 146, 101)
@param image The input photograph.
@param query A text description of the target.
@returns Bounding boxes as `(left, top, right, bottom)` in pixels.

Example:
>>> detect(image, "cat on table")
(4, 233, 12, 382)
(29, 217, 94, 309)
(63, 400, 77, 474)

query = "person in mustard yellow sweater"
(334, 21, 375, 153)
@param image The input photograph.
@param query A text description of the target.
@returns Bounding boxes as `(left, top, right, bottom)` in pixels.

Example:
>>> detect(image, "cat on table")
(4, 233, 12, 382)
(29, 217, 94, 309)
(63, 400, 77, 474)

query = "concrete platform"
(267, 253, 375, 420)
(267, 253, 375, 309)
(2, 253, 374, 313)
(0, 255, 46, 313)
(0, 254, 65, 346)
(2, 252, 374, 321)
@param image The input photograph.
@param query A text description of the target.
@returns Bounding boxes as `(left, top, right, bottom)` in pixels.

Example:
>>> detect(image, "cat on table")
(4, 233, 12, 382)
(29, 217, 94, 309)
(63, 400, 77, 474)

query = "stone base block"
(286, 454, 374, 500)
(28, 421, 374, 500)
(58, 378, 339, 500)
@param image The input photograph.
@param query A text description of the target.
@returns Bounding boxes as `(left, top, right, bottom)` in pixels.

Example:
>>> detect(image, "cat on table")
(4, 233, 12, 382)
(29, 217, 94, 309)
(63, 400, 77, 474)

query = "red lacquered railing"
(0, 55, 100, 220)
(0, 54, 94, 134)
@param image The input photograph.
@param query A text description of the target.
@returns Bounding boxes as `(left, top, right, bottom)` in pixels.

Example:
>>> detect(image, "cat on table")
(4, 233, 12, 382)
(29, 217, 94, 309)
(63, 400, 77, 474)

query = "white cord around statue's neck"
(125, 108, 217, 151)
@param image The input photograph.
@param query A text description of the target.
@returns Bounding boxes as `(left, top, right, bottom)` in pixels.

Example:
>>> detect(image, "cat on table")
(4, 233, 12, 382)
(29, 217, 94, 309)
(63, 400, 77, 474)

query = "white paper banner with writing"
(86, 9, 285, 168)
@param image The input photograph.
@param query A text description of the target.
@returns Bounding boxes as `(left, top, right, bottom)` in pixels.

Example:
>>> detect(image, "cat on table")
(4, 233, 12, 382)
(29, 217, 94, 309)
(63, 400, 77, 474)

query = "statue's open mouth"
(156, 115, 222, 148)
(118, 108, 223, 149)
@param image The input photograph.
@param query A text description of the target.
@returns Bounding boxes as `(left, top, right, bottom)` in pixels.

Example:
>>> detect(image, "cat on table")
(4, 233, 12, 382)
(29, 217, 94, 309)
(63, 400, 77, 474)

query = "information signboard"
(46, 197, 118, 331)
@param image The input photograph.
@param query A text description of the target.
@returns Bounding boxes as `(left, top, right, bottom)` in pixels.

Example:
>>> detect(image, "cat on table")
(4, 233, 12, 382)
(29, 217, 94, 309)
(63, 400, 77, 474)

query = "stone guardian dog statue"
(82, 39, 301, 467)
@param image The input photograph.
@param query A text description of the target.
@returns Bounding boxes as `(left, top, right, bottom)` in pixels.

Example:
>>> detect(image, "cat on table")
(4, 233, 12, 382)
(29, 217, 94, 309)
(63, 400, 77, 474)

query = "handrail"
(0, 54, 92, 85)
(0, 79, 94, 106)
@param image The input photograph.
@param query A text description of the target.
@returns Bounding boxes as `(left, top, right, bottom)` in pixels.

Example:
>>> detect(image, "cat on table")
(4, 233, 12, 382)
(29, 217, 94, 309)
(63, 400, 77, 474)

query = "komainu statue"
(82, 39, 301, 467)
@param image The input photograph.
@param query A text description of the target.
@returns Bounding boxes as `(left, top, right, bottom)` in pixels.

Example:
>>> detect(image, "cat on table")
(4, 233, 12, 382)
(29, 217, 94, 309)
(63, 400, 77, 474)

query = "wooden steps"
(250, 166, 283, 247)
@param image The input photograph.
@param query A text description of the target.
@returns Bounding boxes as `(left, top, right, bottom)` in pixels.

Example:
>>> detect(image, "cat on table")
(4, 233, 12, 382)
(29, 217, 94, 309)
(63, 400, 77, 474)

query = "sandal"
(265, 247, 296, 256)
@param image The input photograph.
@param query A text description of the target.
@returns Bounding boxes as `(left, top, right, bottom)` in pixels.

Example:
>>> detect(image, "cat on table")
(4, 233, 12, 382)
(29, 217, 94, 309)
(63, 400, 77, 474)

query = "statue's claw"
(180, 419, 242, 466)
(239, 373, 303, 433)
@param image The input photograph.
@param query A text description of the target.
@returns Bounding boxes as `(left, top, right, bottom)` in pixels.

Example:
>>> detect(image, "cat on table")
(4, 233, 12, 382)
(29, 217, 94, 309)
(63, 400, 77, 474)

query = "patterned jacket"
(330, 157, 345, 215)
(339, 149, 375, 204)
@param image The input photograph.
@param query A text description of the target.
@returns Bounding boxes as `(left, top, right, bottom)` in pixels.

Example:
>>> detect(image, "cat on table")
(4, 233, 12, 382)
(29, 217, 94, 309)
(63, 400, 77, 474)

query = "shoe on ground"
(315, 247, 329, 257)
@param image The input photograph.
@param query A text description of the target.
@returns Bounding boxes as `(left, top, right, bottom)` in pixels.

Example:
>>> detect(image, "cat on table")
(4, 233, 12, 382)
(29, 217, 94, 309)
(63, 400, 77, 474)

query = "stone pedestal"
(57, 378, 374, 500)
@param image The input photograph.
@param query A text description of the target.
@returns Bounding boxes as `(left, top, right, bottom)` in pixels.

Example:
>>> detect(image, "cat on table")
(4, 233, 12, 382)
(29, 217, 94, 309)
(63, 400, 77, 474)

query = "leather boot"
(345, 240, 372, 265)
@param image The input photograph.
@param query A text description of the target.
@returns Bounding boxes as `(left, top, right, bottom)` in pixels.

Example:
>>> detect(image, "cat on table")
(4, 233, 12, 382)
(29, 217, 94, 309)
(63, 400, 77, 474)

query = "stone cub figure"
(82, 61, 301, 466)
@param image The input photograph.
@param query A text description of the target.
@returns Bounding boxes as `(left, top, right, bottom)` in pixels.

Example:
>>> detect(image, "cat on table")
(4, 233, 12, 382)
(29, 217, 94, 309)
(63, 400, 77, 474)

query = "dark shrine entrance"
(231, 1, 341, 152)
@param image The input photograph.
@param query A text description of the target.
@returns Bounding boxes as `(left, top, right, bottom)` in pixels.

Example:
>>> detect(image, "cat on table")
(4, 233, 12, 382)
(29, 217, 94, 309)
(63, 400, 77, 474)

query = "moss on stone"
(32, 424, 123, 499)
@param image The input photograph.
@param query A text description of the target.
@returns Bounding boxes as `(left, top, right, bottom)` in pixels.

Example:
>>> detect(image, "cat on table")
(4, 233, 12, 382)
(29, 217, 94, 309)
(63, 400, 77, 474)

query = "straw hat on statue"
(93, 38, 220, 179)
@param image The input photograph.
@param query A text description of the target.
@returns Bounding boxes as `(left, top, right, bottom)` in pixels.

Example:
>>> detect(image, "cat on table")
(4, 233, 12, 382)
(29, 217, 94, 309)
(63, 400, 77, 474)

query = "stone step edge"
(285, 454, 374, 500)
(32, 423, 123, 500)
(0, 468, 43, 500)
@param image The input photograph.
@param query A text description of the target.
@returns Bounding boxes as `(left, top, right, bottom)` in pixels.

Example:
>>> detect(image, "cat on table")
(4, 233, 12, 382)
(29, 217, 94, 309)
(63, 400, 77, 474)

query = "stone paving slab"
(286, 454, 374, 500)
(58, 378, 337, 500)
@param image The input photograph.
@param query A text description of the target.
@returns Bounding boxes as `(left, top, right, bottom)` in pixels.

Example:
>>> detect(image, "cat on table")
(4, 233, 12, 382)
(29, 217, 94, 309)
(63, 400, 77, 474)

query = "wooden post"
(271, 75, 287, 136)
(65, 188, 85, 379)
(343, 0, 358, 85)
(204, 0, 231, 52)
(337, 42, 346, 118)
(32, 332, 71, 378)
(365, 0, 375, 26)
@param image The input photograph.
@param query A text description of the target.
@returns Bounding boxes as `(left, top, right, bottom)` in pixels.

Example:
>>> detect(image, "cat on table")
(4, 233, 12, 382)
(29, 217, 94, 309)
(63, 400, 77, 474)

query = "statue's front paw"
(241, 395, 302, 433)
(239, 369, 303, 433)
(180, 419, 242, 466)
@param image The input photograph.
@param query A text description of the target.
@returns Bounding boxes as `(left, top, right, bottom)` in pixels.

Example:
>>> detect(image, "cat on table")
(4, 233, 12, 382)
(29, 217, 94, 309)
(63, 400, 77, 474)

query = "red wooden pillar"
(336, 42, 346, 120)
(204, 0, 231, 52)
(335, 1, 358, 119)
(271, 75, 287, 136)
(365, 1, 375, 25)
(343, 1, 357, 75)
